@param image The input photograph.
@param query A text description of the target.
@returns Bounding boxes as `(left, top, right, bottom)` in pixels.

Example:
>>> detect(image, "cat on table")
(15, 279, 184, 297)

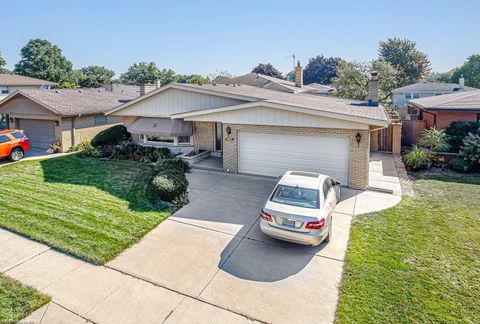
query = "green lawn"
(0, 274, 50, 323)
(336, 172, 480, 323)
(0, 155, 171, 264)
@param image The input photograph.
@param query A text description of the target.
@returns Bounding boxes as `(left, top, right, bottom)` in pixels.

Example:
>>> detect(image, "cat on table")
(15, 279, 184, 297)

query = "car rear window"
(11, 132, 25, 139)
(0, 135, 10, 143)
(270, 185, 319, 209)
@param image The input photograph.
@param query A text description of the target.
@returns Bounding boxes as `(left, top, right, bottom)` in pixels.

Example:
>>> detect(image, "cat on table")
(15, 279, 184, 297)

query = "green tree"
(450, 54, 480, 88)
(303, 55, 343, 85)
(208, 70, 232, 83)
(251, 63, 283, 79)
(285, 71, 295, 82)
(158, 69, 178, 85)
(332, 60, 399, 101)
(0, 52, 9, 73)
(77, 65, 115, 88)
(379, 37, 431, 86)
(120, 62, 162, 85)
(177, 74, 210, 84)
(14, 39, 74, 83)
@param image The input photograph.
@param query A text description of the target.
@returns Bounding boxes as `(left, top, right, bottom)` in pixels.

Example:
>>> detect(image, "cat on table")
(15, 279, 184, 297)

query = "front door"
(214, 122, 223, 151)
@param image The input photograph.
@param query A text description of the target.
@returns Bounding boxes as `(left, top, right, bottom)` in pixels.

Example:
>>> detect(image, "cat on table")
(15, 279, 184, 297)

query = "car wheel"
(9, 148, 24, 162)
(324, 218, 333, 243)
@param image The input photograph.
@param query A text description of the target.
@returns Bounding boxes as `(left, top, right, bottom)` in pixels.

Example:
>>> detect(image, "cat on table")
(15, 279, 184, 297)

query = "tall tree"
(450, 54, 480, 88)
(208, 70, 233, 83)
(379, 37, 431, 86)
(120, 62, 162, 85)
(177, 74, 210, 84)
(332, 60, 399, 101)
(120, 62, 178, 86)
(14, 39, 74, 83)
(77, 65, 115, 88)
(0, 52, 8, 73)
(303, 55, 343, 85)
(251, 63, 284, 79)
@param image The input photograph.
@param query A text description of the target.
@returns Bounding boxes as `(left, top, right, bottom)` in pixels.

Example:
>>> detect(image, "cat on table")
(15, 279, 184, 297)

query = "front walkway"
(1, 162, 403, 323)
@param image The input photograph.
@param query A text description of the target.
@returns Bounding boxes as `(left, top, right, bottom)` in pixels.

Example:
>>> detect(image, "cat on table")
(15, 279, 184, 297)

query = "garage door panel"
(18, 119, 56, 149)
(238, 132, 349, 184)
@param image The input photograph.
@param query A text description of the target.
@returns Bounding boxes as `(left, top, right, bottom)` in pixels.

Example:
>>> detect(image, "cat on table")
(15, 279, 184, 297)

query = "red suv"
(0, 129, 31, 162)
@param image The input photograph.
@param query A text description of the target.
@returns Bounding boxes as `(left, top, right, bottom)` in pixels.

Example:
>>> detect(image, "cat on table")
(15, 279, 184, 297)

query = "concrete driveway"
(107, 168, 401, 323)
(0, 147, 54, 167)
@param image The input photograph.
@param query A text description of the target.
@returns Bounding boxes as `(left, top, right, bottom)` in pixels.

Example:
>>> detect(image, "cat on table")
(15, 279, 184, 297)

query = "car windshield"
(270, 185, 319, 209)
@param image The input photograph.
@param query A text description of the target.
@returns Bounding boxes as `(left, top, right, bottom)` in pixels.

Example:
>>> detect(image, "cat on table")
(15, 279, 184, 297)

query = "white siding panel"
(238, 132, 349, 183)
(114, 88, 246, 117)
(186, 106, 368, 130)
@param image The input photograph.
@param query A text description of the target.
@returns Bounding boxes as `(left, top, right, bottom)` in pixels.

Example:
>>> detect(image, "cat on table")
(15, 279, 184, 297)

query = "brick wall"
(437, 111, 478, 129)
(193, 122, 214, 151)
(61, 115, 123, 151)
(222, 124, 370, 190)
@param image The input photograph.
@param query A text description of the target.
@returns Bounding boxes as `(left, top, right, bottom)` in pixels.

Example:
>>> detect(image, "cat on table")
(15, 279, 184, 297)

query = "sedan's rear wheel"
(9, 148, 24, 162)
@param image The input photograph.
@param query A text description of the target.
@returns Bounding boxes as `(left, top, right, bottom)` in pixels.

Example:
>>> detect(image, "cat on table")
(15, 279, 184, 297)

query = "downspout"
(70, 114, 81, 147)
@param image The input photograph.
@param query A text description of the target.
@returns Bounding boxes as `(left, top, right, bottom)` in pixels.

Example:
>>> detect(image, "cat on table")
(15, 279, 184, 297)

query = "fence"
(402, 120, 425, 147)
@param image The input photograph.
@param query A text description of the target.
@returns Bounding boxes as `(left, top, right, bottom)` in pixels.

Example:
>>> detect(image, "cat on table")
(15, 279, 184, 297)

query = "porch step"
(367, 186, 394, 194)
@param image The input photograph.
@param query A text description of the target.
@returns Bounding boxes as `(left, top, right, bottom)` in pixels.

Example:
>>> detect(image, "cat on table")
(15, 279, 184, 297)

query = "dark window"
(477, 113, 480, 122)
(270, 185, 319, 209)
(11, 132, 25, 139)
(94, 116, 107, 125)
(0, 135, 10, 143)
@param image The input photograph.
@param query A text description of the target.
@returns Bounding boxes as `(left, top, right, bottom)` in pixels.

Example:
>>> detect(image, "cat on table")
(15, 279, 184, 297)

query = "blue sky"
(2, 0, 479, 78)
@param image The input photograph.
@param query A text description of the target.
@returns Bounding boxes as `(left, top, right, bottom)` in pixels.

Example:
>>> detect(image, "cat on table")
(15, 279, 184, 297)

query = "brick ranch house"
(107, 67, 390, 190)
(0, 88, 136, 150)
(408, 89, 480, 129)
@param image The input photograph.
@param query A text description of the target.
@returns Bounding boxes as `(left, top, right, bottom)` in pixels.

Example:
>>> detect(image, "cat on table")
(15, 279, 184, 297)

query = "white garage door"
(238, 132, 349, 184)
(18, 119, 56, 149)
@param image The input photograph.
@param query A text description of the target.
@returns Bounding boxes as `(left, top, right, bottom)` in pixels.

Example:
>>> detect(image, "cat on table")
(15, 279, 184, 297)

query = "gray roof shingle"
(0, 74, 58, 86)
(391, 81, 476, 93)
(218, 73, 319, 93)
(177, 83, 389, 122)
(8, 89, 135, 116)
(409, 89, 480, 111)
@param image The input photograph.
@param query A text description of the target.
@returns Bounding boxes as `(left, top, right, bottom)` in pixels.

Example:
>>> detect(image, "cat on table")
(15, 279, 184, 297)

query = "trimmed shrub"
(80, 146, 102, 158)
(448, 157, 472, 173)
(67, 141, 92, 152)
(461, 132, 480, 170)
(110, 142, 172, 163)
(445, 121, 480, 152)
(152, 169, 188, 202)
(404, 145, 429, 170)
(154, 157, 190, 174)
(91, 125, 130, 147)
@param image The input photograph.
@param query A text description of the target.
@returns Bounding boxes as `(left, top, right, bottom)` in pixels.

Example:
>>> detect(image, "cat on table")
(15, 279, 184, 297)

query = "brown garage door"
(18, 119, 56, 149)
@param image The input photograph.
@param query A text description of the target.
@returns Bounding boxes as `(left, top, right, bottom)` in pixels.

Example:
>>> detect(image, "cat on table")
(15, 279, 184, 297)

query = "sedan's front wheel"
(9, 148, 24, 162)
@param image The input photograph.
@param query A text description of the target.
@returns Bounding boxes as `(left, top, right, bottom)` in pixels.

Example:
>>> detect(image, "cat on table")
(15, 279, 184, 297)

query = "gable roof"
(0, 74, 58, 86)
(108, 83, 389, 125)
(217, 73, 319, 93)
(0, 89, 135, 116)
(391, 81, 476, 93)
(408, 89, 480, 112)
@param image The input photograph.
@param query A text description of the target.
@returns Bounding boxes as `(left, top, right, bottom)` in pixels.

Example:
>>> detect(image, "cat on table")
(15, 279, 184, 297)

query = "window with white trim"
(404, 93, 412, 99)
(94, 116, 107, 125)
(412, 92, 420, 99)
(0, 86, 9, 95)
(141, 134, 191, 145)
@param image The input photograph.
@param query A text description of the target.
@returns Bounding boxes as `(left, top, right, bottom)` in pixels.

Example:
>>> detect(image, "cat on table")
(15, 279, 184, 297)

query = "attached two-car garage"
(238, 132, 350, 184)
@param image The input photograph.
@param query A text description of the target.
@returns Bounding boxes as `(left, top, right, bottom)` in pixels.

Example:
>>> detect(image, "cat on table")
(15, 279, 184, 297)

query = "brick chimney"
(140, 80, 161, 96)
(368, 71, 379, 106)
(295, 61, 303, 88)
(459, 75, 465, 90)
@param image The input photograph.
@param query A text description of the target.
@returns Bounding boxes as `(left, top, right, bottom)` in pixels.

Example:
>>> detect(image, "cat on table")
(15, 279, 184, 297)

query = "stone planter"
(180, 150, 211, 165)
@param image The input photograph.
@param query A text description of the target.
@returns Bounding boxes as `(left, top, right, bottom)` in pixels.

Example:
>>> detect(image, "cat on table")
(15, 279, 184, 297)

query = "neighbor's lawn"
(0, 155, 171, 264)
(0, 274, 50, 323)
(336, 172, 480, 323)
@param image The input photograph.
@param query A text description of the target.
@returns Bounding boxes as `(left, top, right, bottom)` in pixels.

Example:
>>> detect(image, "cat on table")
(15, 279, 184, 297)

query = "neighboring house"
(408, 89, 480, 129)
(218, 63, 336, 95)
(102, 84, 140, 97)
(0, 74, 57, 100)
(391, 77, 476, 117)
(0, 89, 135, 151)
(107, 74, 389, 190)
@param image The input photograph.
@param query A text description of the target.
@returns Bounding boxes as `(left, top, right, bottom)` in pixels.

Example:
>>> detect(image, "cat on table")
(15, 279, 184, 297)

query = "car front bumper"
(259, 220, 328, 246)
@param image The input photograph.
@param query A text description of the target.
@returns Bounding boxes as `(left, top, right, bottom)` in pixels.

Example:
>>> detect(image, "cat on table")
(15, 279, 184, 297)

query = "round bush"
(154, 157, 190, 174)
(448, 157, 472, 173)
(152, 170, 188, 202)
(91, 125, 130, 147)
